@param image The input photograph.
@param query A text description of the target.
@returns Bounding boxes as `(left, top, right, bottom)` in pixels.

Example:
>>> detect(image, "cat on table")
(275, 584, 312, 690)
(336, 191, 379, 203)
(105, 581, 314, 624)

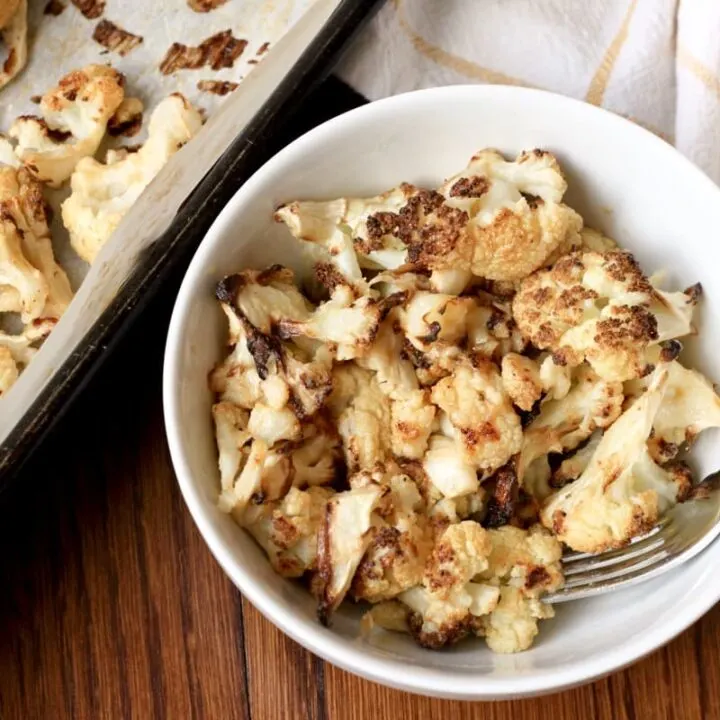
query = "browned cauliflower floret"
(399, 522, 499, 649)
(432, 149, 583, 281)
(0, 346, 18, 394)
(275, 184, 419, 284)
(423, 434, 480, 499)
(541, 366, 694, 552)
(399, 290, 476, 350)
(521, 365, 623, 500)
(0, 0, 27, 91)
(430, 356, 522, 474)
(646, 360, 720, 463)
(315, 484, 386, 623)
(9, 65, 125, 187)
(351, 467, 433, 603)
(512, 250, 700, 382)
(241, 486, 334, 578)
(501, 353, 543, 411)
(212, 401, 251, 501)
(327, 364, 392, 471)
(62, 93, 203, 262)
(0, 167, 73, 327)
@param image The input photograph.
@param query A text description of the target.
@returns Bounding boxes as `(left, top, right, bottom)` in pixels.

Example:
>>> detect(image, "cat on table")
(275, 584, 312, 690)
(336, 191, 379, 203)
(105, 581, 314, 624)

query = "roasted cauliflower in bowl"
(206, 148, 720, 655)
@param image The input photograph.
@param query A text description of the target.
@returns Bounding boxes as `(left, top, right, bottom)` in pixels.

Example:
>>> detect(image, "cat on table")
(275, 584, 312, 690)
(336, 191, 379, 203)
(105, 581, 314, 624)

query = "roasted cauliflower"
(9, 65, 125, 187)
(212, 146, 717, 656)
(0, 0, 27, 91)
(62, 93, 203, 262)
(512, 250, 700, 381)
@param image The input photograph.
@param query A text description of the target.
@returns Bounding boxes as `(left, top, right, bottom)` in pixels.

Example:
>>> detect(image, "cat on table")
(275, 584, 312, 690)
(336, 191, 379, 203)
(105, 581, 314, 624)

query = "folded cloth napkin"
(338, 0, 720, 183)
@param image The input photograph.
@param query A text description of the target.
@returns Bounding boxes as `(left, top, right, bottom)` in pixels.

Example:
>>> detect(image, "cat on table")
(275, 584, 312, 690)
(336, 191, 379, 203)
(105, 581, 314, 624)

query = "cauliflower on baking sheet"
(0, 0, 27, 91)
(512, 250, 701, 382)
(213, 145, 718, 655)
(541, 366, 695, 552)
(62, 93, 203, 262)
(9, 65, 125, 187)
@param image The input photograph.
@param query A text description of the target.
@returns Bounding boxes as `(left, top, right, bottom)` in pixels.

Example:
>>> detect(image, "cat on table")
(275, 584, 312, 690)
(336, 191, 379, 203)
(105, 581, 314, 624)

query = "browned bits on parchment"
(197, 79, 239, 96)
(108, 99, 143, 137)
(187, 0, 229, 12)
(256, 41, 270, 55)
(159, 30, 247, 75)
(71, 0, 105, 19)
(44, 0, 66, 16)
(92, 20, 143, 57)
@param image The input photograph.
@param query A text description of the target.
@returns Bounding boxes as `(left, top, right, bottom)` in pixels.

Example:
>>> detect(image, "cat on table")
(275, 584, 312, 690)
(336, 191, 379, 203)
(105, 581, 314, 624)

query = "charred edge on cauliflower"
(315, 500, 335, 627)
(482, 457, 519, 529)
(407, 611, 472, 650)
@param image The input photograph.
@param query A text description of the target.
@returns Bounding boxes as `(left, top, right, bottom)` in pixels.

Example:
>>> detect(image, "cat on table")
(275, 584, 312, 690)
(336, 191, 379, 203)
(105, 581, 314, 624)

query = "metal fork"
(544, 472, 720, 603)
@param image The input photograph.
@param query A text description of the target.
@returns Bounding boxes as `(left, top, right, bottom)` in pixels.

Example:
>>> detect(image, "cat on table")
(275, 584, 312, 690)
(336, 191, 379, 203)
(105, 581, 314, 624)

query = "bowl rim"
(163, 83, 720, 699)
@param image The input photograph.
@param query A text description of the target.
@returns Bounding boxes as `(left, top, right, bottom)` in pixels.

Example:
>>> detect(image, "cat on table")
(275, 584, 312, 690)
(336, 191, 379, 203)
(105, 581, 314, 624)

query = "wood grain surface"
(0, 258, 718, 720)
(1, 78, 719, 720)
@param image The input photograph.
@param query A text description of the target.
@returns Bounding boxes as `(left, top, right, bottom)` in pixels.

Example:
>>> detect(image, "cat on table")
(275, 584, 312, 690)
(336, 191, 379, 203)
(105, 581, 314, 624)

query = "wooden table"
(0, 278, 718, 720)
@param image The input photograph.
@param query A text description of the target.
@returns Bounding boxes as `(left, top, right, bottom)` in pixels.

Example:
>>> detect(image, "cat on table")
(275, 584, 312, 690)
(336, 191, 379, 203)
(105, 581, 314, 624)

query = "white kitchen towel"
(338, 0, 720, 183)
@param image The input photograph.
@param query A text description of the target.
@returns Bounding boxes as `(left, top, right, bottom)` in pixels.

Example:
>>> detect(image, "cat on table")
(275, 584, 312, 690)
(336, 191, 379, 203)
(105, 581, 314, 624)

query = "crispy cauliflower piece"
(351, 468, 433, 603)
(315, 484, 385, 623)
(538, 354, 572, 400)
(423, 434, 479, 498)
(278, 285, 385, 361)
(0, 0, 27, 91)
(399, 291, 475, 349)
(551, 431, 603, 488)
(247, 402, 301, 445)
(429, 268, 472, 295)
(0, 166, 73, 325)
(274, 184, 418, 290)
(360, 599, 411, 634)
(512, 250, 700, 382)
(579, 227, 617, 253)
(430, 356, 522, 474)
(474, 586, 555, 653)
(398, 522, 499, 649)
(62, 93, 202, 262)
(390, 390, 436, 459)
(501, 353, 542, 411)
(241, 486, 334, 578)
(0, 212, 46, 323)
(647, 361, 720, 463)
(289, 419, 342, 489)
(10, 65, 125, 187)
(214, 270, 333, 419)
(521, 365, 623, 500)
(328, 364, 392, 471)
(420, 149, 583, 281)
(541, 367, 693, 552)
(212, 401, 251, 498)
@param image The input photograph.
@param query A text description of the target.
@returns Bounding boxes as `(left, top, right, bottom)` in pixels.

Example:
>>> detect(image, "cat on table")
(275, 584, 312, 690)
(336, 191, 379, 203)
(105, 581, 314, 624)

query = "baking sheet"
(0, 0, 327, 448)
(1, 0, 314, 289)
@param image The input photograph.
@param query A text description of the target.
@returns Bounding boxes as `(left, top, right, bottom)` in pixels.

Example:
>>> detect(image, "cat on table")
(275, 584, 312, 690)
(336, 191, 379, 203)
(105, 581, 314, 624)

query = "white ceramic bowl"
(163, 85, 720, 700)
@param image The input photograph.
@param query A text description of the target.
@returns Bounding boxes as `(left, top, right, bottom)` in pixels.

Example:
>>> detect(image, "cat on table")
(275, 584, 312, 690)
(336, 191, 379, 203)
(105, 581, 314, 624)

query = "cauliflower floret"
(278, 286, 385, 361)
(474, 586, 555, 654)
(289, 419, 342, 489)
(0, 213, 46, 323)
(327, 364, 392, 471)
(247, 402, 301, 445)
(399, 291, 476, 349)
(398, 522, 499, 649)
(0, 166, 73, 325)
(315, 484, 385, 623)
(521, 365, 623, 500)
(579, 227, 617, 253)
(551, 431, 603, 488)
(501, 353, 542, 411)
(541, 366, 693, 552)
(241, 486, 334, 578)
(212, 401, 251, 499)
(646, 360, 720, 462)
(466, 292, 528, 361)
(538, 354, 572, 400)
(0, 0, 27, 91)
(360, 599, 411, 634)
(423, 434, 479, 498)
(10, 65, 125, 187)
(409, 148, 583, 281)
(275, 184, 419, 287)
(430, 356, 522, 474)
(62, 93, 202, 262)
(512, 250, 700, 382)
(351, 469, 433, 603)
(390, 389, 436, 459)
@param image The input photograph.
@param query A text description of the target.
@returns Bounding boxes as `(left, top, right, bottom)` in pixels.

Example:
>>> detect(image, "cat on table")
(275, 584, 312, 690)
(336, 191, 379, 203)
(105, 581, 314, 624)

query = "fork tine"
(562, 523, 679, 577)
(561, 517, 670, 565)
